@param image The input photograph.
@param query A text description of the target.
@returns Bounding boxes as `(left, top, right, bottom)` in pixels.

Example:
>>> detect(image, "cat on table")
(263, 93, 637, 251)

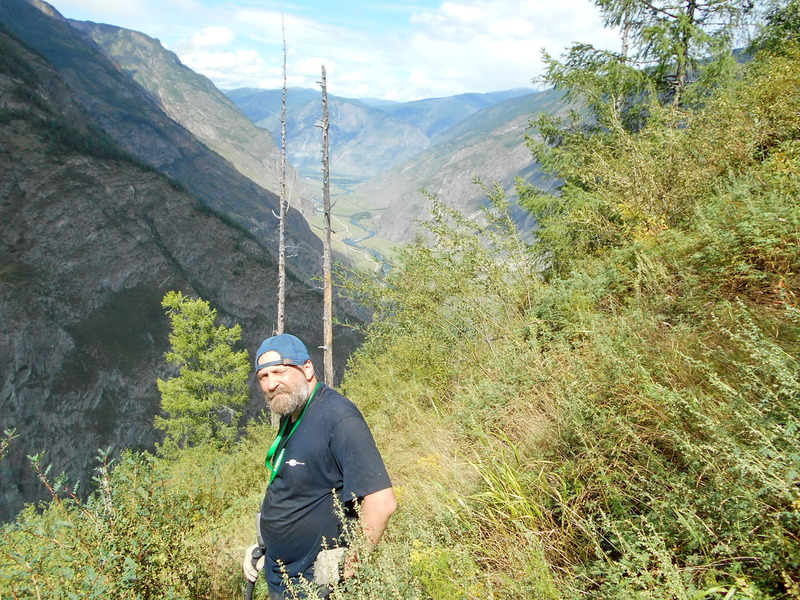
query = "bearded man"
(242, 334, 396, 599)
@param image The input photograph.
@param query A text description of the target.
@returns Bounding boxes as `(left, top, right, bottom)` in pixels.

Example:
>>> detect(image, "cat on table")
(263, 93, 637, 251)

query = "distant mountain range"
(65, 13, 565, 258)
(350, 89, 567, 243)
(224, 86, 566, 253)
(226, 87, 536, 180)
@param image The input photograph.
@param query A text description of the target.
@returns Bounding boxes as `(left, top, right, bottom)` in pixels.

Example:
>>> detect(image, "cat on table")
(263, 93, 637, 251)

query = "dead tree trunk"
(320, 65, 334, 384)
(276, 15, 288, 335)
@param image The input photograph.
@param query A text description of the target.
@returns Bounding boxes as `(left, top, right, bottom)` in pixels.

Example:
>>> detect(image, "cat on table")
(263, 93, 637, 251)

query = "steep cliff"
(0, 5, 357, 519)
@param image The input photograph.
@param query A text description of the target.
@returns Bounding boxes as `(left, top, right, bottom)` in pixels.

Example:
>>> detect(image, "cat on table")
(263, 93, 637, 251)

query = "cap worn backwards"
(254, 333, 311, 372)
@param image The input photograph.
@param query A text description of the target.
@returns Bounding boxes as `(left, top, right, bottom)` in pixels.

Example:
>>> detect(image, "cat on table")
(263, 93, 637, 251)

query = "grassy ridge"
(335, 45, 800, 599)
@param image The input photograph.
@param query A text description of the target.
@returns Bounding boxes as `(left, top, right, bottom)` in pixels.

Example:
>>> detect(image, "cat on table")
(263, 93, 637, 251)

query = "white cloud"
(412, 0, 617, 49)
(392, 0, 621, 97)
(186, 26, 235, 49)
(232, 8, 342, 48)
(295, 56, 336, 74)
(52, 0, 617, 100)
(54, 0, 153, 21)
(339, 71, 365, 84)
(225, 0, 618, 100)
(181, 48, 271, 88)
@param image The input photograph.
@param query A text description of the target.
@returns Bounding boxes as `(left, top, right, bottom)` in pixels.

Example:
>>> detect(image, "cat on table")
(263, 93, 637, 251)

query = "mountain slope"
(0, 0, 321, 283)
(226, 87, 536, 183)
(377, 88, 535, 139)
(352, 89, 568, 243)
(225, 85, 561, 253)
(68, 21, 315, 218)
(228, 87, 431, 180)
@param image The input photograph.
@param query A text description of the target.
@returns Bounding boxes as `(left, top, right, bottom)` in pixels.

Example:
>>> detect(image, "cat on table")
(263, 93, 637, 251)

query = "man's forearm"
(343, 486, 397, 579)
(360, 486, 397, 548)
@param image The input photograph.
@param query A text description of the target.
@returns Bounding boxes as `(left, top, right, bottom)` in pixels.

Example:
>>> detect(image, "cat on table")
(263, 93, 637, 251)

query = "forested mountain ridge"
(0, 0, 542, 519)
(226, 87, 535, 182)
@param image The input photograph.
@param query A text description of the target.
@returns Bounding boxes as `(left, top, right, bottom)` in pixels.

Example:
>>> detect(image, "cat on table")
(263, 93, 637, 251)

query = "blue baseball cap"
(254, 334, 311, 372)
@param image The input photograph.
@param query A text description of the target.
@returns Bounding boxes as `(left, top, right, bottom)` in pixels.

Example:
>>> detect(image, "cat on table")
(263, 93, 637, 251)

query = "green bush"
(546, 302, 800, 598)
(0, 450, 216, 599)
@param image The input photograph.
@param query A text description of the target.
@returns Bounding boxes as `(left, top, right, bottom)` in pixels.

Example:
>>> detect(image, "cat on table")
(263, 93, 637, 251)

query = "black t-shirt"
(259, 383, 392, 592)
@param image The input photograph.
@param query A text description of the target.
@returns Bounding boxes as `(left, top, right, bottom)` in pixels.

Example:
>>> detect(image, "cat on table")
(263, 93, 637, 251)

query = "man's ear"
(303, 360, 316, 382)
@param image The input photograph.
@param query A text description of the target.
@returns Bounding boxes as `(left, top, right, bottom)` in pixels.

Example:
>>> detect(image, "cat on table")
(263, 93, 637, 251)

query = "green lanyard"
(265, 382, 320, 485)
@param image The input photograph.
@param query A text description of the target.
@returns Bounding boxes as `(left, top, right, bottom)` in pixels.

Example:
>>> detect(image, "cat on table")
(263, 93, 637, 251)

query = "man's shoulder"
(317, 384, 364, 420)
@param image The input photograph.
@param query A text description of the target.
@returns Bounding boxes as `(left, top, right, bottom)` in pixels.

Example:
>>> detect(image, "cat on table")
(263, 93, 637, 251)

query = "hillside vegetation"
(2, 3, 799, 600)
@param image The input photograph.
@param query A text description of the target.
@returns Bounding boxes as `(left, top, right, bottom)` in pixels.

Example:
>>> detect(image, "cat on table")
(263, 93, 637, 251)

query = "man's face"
(256, 351, 311, 417)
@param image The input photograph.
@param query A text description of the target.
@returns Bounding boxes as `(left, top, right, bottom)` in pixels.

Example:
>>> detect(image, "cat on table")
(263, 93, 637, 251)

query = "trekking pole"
(245, 545, 265, 600)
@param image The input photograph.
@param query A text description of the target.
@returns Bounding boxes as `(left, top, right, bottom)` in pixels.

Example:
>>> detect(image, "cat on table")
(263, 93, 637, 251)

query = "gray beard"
(268, 385, 309, 417)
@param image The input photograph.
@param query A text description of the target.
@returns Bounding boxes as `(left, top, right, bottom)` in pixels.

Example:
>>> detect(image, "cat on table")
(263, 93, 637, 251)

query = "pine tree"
(748, 0, 800, 56)
(155, 291, 250, 449)
(538, 0, 753, 121)
(627, 0, 752, 105)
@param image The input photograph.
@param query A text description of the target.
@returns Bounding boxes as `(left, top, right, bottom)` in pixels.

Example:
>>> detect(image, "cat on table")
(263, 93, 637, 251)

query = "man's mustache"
(268, 385, 291, 399)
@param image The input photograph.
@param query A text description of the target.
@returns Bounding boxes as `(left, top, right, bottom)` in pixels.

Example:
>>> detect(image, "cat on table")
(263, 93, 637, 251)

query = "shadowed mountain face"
(0, 0, 321, 281)
(68, 20, 317, 220)
(0, 0, 359, 520)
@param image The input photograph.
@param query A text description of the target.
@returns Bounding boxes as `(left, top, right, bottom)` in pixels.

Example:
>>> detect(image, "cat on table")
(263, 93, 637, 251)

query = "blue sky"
(50, 0, 620, 102)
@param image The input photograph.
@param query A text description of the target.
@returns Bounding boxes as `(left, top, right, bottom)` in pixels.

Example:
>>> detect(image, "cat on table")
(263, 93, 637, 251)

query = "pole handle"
(245, 546, 265, 600)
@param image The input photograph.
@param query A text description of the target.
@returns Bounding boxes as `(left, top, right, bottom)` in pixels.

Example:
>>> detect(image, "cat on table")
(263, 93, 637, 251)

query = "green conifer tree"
(155, 291, 249, 449)
(748, 0, 800, 56)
